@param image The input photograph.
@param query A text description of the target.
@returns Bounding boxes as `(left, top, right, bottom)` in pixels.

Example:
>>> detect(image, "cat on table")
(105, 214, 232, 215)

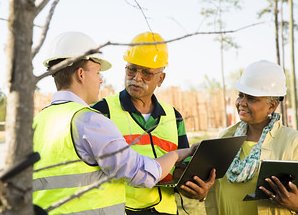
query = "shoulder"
(219, 122, 241, 137)
(276, 124, 298, 140)
(173, 108, 184, 123)
(92, 99, 107, 111)
(73, 108, 121, 133)
(162, 103, 184, 122)
(92, 99, 110, 116)
(158, 101, 182, 119)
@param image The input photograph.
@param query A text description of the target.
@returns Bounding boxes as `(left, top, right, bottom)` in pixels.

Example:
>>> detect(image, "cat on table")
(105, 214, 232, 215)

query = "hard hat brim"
(43, 55, 112, 71)
(89, 55, 112, 71)
(235, 81, 286, 97)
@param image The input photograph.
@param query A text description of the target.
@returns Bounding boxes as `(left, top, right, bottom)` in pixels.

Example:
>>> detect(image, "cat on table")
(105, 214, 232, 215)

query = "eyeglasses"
(125, 66, 162, 81)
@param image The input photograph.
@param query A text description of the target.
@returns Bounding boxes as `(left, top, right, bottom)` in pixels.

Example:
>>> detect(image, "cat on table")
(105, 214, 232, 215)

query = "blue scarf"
(226, 113, 280, 183)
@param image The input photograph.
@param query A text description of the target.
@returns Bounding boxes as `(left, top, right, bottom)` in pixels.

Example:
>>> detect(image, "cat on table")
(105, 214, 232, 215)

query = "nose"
(237, 96, 247, 106)
(99, 74, 104, 83)
(132, 70, 143, 81)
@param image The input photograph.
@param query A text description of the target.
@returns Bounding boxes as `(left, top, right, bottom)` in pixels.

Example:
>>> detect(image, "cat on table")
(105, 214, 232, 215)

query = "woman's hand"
(259, 176, 298, 213)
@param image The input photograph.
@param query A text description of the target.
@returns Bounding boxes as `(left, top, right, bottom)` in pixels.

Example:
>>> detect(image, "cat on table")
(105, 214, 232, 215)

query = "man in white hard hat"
(32, 31, 194, 215)
(93, 32, 216, 215)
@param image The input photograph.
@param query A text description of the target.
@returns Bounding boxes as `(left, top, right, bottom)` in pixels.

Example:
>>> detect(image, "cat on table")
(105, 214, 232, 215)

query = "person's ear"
(75, 67, 85, 82)
(269, 100, 279, 113)
(157, 72, 166, 87)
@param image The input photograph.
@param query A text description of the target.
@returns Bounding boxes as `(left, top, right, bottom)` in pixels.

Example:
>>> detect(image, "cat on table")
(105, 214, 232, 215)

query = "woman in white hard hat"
(205, 60, 298, 215)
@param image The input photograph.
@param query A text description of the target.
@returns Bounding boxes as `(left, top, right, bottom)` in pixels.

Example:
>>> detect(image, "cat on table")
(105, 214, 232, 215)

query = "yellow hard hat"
(123, 32, 168, 68)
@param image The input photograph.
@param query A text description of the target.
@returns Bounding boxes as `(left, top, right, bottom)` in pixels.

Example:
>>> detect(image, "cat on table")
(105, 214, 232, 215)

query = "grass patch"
(176, 193, 206, 215)
(0, 131, 4, 143)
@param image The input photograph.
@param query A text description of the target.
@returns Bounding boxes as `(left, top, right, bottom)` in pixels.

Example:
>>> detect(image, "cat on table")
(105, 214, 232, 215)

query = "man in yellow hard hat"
(32, 31, 195, 215)
(92, 32, 216, 215)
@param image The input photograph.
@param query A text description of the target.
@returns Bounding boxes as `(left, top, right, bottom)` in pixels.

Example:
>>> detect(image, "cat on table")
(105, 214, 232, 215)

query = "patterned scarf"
(226, 113, 280, 183)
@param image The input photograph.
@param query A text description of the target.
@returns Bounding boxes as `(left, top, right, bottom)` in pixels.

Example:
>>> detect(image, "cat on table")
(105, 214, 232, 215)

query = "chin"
(239, 116, 249, 123)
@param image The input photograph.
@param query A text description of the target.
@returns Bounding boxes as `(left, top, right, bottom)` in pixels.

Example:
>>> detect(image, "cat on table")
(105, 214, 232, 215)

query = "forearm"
(155, 148, 191, 180)
(155, 151, 179, 180)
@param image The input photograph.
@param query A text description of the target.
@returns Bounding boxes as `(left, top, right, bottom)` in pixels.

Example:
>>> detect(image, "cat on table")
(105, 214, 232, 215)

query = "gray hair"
(267, 96, 282, 106)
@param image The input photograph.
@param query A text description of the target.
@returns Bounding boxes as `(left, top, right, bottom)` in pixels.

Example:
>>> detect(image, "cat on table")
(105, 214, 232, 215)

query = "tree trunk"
(274, 0, 280, 65)
(279, 0, 288, 126)
(288, 0, 298, 129)
(274, 0, 288, 125)
(0, 1, 35, 214)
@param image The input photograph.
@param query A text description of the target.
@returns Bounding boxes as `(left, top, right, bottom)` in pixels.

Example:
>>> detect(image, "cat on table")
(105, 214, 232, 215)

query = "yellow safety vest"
(106, 94, 178, 214)
(33, 102, 125, 215)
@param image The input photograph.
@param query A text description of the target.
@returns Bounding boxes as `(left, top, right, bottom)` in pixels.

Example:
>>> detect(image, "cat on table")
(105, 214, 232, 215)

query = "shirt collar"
(119, 89, 166, 118)
(51, 90, 89, 106)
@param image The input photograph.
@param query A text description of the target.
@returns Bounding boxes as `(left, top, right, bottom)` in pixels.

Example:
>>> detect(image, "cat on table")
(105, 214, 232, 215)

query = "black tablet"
(243, 160, 298, 201)
(156, 135, 246, 187)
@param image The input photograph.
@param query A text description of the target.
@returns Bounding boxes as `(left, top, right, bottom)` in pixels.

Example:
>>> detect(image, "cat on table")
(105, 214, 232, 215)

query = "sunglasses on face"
(125, 65, 162, 81)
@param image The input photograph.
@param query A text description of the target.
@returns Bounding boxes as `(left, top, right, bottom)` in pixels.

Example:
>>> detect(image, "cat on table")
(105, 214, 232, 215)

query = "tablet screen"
(177, 135, 246, 187)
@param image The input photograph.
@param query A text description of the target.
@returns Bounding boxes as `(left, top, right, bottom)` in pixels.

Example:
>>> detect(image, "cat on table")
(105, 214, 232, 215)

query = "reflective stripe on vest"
(33, 170, 104, 191)
(106, 94, 178, 214)
(61, 203, 125, 215)
(33, 102, 125, 215)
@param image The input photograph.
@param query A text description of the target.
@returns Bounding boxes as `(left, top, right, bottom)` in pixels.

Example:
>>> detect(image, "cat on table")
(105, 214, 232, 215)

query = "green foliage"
(257, 7, 272, 19)
(257, 0, 298, 46)
(203, 75, 221, 92)
(200, 0, 242, 16)
(0, 91, 6, 122)
(214, 35, 240, 50)
(200, 0, 242, 52)
(226, 68, 243, 88)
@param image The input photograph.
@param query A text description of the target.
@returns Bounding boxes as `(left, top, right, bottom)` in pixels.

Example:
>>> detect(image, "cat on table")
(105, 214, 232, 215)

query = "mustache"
(126, 80, 148, 89)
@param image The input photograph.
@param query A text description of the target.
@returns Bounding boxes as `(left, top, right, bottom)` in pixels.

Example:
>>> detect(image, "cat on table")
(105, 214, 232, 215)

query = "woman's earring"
(268, 113, 272, 119)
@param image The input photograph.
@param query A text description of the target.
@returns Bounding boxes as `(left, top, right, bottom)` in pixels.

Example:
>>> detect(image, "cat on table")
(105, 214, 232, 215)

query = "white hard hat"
(43, 31, 111, 71)
(235, 60, 287, 97)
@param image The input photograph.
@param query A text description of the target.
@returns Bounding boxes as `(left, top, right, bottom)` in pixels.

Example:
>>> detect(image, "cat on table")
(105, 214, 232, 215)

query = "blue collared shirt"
(51, 90, 162, 188)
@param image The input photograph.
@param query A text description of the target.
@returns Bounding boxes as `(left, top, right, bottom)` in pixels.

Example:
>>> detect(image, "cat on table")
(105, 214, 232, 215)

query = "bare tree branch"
(0, 17, 9, 22)
(0, 17, 43, 28)
(33, 159, 82, 173)
(41, 115, 190, 212)
(35, 0, 51, 16)
(169, 17, 189, 34)
(32, 0, 60, 58)
(34, 41, 111, 82)
(124, 0, 145, 9)
(34, 22, 264, 82)
(133, 0, 154, 32)
(33, 116, 188, 173)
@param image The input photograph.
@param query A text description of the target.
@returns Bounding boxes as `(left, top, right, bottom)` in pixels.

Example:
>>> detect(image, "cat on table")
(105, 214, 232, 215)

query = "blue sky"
(0, 0, 297, 93)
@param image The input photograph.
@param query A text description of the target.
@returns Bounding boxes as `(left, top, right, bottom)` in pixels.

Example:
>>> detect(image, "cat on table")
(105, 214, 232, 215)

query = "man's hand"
(189, 142, 201, 155)
(177, 169, 216, 200)
(175, 148, 193, 163)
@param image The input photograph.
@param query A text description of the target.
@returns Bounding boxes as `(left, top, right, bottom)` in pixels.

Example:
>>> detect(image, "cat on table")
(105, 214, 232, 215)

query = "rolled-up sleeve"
(72, 110, 162, 188)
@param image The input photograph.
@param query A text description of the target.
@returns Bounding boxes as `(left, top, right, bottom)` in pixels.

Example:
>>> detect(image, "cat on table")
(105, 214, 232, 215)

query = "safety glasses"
(125, 65, 162, 81)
